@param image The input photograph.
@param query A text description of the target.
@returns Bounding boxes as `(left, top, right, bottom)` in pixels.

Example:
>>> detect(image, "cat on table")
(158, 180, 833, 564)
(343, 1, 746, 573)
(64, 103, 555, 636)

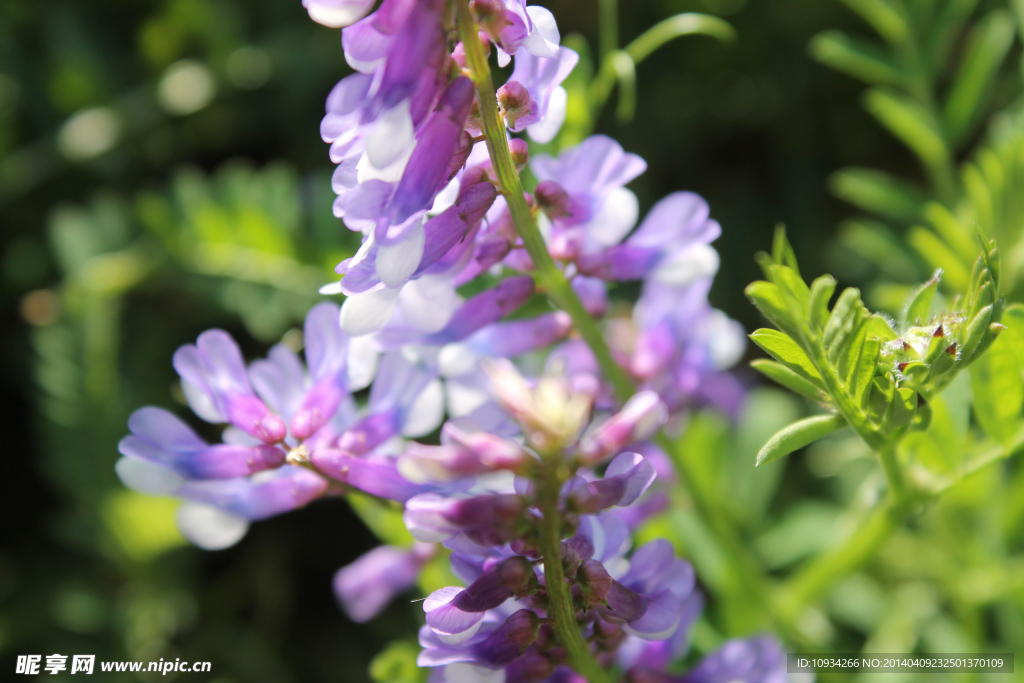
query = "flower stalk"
(537, 467, 613, 683)
(454, 0, 635, 403)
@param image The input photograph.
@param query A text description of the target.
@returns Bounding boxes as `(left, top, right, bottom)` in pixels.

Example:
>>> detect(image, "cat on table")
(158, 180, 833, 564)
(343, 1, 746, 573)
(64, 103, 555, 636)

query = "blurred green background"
(2, 0, 1023, 681)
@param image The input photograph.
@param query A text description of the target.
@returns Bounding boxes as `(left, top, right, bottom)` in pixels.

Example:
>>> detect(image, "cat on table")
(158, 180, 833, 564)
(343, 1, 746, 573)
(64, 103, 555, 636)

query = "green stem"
(598, 0, 619, 63)
(775, 502, 899, 622)
(878, 443, 910, 508)
(455, 0, 634, 403)
(537, 471, 613, 683)
(589, 14, 735, 115)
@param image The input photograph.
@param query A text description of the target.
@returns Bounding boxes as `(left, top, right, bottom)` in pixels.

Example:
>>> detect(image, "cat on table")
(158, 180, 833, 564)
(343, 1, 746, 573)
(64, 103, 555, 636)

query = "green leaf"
(750, 329, 823, 383)
(867, 375, 895, 424)
(835, 316, 869, 388)
(771, 224, 801, 277)
(839, 0, 908, 43)
(745, 280, 803, 339)
(969, 321, 1024, 444)
(883, 386, 917, 434)
(769, 263, 811, 312)
(829, 168, 927, 222)
(809, 275, 837, 332)
(756, 414, 847, 466)
(370, 641, 427, 683)
(809, 30, 902, 85)
(903, 271, 940, 328)
(823, 287, 870, 364)
(851, 315, 892, 402)
(751, 359, 826, 401)
(943, 10, 1015, 143)
(907, 226, 971, 292)
(837, 220, 918, 280)
(923, 202, 977, 262)
(347, 492, 414, 548)
(863, 88, 949, 170)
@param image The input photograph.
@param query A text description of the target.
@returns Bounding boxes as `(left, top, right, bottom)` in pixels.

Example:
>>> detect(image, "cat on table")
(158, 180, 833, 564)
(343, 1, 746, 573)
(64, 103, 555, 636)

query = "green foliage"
(748, 228, 1003, 463)
(369, 641, 428, 683)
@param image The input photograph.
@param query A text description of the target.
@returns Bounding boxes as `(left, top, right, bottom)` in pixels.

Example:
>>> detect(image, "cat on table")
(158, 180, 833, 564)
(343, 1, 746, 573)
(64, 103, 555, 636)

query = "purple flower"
(530, 135, 646, 263)
(505, 46, 579, 143)
(564, 452, 658, 513)
(602, 540, 700, 641)
(173, 330, 288, 444)
(118, 407, 285, 480)
(625, 636, 787, 683)
(334, 542, 436, 622)
(578, 392, 668, 465)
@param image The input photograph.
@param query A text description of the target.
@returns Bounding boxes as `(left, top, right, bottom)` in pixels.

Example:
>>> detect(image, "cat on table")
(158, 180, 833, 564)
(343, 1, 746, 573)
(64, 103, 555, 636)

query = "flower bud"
(508, 138, 530, 172)
(497, 80, 534, 127)
(578, 558, 613, 604)
(453, 556, 537, 611)
(534, 180, 571, 218)
(443, 422, 531, 471)
(579, 391, 667, 464)
(473, 609, 542, 666)
(446, 130, 475, 180)
(471, 0, 511, 44)
(596, 581, 649, 624)
(451, 30, 492, 68)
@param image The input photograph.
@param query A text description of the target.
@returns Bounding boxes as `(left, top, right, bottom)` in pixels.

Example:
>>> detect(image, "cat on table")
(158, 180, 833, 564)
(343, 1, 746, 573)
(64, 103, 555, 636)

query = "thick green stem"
(455, 0, 634, 403)
(537, 473, 613, 683)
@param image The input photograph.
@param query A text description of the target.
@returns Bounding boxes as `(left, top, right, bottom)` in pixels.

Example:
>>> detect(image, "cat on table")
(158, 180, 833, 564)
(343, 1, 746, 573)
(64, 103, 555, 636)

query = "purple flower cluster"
(115, 302, 444, 548)
(316, 0, 578, 337)
(332, 360, 783, 683)
(111, 2, 793, 681)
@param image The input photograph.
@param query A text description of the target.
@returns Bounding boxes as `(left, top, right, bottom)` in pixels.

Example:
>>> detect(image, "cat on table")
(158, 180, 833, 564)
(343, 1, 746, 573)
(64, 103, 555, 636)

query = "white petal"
(526, 85, 567, 144)
(653, 243, 720, 286)
(706, 310, 747, 370)
(496, 47, 511, 68)
(523, 6, 560, 57)
(115, 457, 185, 495)
(402, 378, 445, 437)
(587, 186, 639, 246)
(397, 274, 456, 332)
(446, 381, 489, 418)
(346, 334, 380, 390)
(339, 287, 401, 336)
(365, 99, 415, 170)
(306, 1, 372, 28)
(429, 177, 461, 215)
(435, 620, 485, 646)
(319, 281, 344, 295)
(175, 502, 249, 550)
(376, 219, 425, 287)
(438, 343, 476, 377)
(180, 379, 224, 423)
(444, 662, 506, 683)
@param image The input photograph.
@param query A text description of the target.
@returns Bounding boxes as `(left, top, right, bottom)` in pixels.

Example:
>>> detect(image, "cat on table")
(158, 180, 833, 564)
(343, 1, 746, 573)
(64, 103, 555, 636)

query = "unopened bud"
(534, 180, 571, 218)
(595, 581, 648, 624)
(577, 559, 613, 604)
(497, 80, 534, 126)
(508, 138, 529, 172)
(454, 556, 537, 612)
(474, 609, 542, 667)
(443, 423, 531, 472)
(579, 391, 668, 464)
(446, 130, 474, 180)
